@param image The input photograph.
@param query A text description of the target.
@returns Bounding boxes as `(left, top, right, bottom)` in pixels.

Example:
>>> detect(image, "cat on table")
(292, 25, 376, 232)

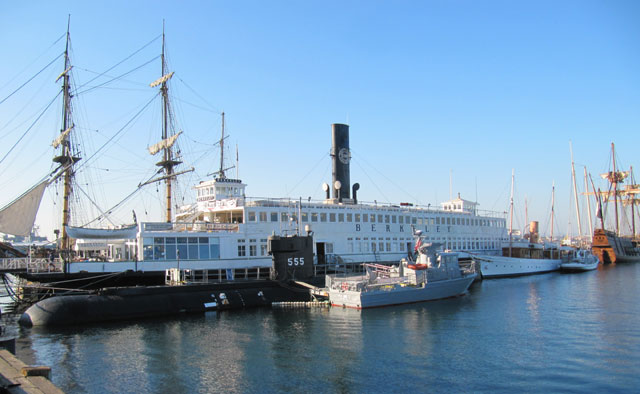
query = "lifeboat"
(407, 264, 428, 270)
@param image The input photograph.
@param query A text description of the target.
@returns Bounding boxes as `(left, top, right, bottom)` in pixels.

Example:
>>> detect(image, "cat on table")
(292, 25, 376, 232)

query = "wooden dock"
(0, 349, 63, 393)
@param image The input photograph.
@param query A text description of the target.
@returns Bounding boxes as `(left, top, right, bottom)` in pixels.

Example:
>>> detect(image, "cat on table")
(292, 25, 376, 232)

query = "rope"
(74, 34, 161, 93)
(176, 76, 220, 113)
(0, 91, 61, 166)
(76, 93, 157, 171)
(20, 284, 91, 293)
(77, 270, 128, 289)
(74, 55, 160, 96)
(0, 52, 63, 105)
(41, 271, 125, 286)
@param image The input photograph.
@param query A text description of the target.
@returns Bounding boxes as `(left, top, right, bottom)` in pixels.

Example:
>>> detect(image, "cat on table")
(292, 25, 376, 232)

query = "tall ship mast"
(51, 18, 81, 259)
(591, 143, 640, 264)
(142, 22, 192, 222)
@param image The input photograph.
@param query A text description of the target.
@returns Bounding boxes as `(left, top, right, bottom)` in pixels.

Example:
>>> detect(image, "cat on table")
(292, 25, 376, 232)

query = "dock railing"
(0, 257, 62, 273)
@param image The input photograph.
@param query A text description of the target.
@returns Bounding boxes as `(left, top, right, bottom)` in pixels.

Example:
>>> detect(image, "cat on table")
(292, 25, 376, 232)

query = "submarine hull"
(19, 280, 309, 327)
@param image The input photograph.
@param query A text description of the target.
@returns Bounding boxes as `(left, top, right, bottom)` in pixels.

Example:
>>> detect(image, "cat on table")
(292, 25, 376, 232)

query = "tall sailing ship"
(590, 143, 640, 264)
(0, 24, 508, 285)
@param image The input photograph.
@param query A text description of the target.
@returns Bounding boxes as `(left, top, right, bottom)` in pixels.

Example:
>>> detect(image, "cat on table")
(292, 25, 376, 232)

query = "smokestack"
(529, 221, 539, 243)
(331, 124, 350, 200)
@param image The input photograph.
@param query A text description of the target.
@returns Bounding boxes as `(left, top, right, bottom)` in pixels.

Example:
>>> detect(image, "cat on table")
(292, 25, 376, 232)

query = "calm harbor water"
(4, 263, 640, 393)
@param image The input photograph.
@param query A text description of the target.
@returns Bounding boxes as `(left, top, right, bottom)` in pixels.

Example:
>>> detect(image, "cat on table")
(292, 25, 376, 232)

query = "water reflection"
(11, 265, 640, 393)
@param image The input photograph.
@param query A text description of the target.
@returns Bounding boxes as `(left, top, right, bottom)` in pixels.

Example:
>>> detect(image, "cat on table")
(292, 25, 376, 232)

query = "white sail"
(52, 126, 73, 148)
(65, 225, 138, 239)
(148, 130, 182, 155)
(0, 180, 48, 236)
(149, 71, 174, 88)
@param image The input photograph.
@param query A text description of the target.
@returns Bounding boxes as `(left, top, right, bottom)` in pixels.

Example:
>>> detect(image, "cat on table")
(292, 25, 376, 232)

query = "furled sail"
(600, 171, 629, 183)
(0, 180, 49, 236)
(65, 224, 138, 240)
(52, 126, 73, 148)
(55, 65, 72, 83)
(148, 130, 182, 155)
(149, 71, 174, 88)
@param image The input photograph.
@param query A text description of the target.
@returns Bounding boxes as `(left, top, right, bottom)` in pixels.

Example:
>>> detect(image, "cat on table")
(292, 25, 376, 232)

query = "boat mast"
(589, 173, 605, 231)
(524, 195, 528, 238)
(630, 166, 636, 238)
(570, 141, 582, 240)
(584, 167, 594, 242)
(219, 112, 225, 178)
(53, 16, 79, 259)
(161, 24, 172, 222)
(612, 143, 620, 235)
(509, 169, 514, 256)
(143, 22, 193, 220)
(152, 22, 182, 223)
(550, 181, 555, 242)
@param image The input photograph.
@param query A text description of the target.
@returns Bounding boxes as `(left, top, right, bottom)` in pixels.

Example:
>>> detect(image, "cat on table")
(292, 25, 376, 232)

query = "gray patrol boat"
(327, 235, 476, 309)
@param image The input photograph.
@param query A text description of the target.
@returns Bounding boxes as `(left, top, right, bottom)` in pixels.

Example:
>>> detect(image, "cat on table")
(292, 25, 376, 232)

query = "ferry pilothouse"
(62, 124, 508, 279)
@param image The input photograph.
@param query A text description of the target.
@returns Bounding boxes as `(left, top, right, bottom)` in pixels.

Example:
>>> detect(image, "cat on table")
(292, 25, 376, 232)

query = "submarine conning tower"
(330, 123, 357, 203)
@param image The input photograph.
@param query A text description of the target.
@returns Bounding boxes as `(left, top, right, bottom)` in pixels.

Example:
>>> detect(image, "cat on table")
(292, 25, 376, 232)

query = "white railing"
(0, 257, 63, 273)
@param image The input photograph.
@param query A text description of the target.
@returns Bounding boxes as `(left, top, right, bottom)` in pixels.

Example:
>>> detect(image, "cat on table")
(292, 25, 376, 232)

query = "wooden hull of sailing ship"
(591, 228, 640, 264)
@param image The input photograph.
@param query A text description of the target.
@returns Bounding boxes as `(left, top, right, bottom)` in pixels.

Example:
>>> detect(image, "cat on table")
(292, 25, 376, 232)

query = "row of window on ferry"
(346, 238, 500, 253)
(143, 237, 222, 261)
(143, 236, 272, 261)
(246, 210, 504, 227)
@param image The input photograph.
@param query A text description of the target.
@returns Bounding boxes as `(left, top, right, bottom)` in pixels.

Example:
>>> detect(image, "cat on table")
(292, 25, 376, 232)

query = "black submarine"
(19, 234, 316, 327)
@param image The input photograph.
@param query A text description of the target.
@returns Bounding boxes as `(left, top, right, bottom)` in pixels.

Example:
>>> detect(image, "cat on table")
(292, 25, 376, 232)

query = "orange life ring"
(408, 264, 428, 270)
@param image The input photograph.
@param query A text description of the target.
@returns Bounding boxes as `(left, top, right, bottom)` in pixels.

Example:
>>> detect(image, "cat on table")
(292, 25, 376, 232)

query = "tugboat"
(326, 232, 476, 309)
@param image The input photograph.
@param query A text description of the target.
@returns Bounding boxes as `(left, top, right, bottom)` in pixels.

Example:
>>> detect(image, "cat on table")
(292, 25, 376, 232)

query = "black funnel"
(331, 124, 350, 200)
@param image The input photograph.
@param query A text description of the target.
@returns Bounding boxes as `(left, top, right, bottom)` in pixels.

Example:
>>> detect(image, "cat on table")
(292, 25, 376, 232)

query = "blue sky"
(1, 1, 639, 240)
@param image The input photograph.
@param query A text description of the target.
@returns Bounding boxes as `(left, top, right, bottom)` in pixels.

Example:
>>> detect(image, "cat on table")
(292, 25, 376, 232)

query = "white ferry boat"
(64, 124, 508, 278)
(0, 29, 506, 282)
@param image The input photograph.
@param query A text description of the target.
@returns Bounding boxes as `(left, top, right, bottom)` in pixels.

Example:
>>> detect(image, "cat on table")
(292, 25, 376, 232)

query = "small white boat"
(560, 249, 599, 272)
